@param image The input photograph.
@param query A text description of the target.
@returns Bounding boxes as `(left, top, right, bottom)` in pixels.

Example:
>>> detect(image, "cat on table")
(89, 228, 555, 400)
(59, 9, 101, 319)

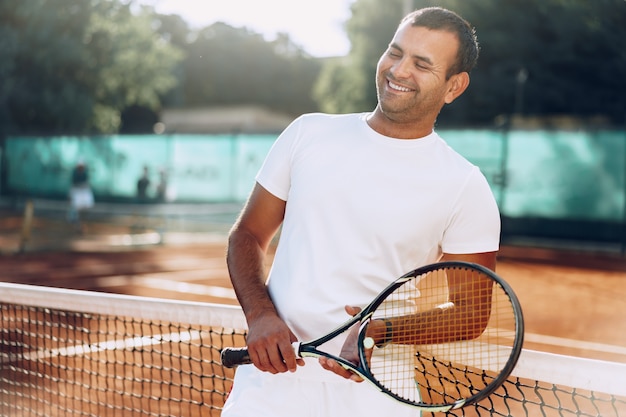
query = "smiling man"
(369, 11, 476, 138)
(223, 7, 500, 417)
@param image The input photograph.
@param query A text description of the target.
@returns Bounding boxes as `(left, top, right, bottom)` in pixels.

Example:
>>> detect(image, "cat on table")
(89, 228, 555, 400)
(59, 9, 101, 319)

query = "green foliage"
(456, 0, 626, 125)
(85, 4, 183, 132)
(2, 0, 625, 133)
(1, 0, 94, 134)
(0, 0, 321, 134)
(159, 22, 320, 116)
(315, 0, 626, 126)
(315, 0, 405, 113)
(313, 58, 364, 114)
(0, 0, 182, 134)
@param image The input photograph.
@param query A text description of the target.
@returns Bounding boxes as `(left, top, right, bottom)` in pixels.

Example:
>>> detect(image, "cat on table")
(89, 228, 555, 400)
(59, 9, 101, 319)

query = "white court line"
(93, 274, 237, 300)
(1, 330, 202, 363)
(523, 332, 626, 356)
(138, 277, 237, 300)
(484, 327, 626, 356)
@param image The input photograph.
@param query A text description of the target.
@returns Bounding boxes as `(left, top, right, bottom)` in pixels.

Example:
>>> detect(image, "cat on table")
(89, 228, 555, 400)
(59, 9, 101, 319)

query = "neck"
(366, 107, 435, 139)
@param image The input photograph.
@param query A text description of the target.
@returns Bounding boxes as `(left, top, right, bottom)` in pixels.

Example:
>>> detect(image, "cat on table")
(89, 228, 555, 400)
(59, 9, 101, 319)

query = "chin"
(379, 101, 411, 117)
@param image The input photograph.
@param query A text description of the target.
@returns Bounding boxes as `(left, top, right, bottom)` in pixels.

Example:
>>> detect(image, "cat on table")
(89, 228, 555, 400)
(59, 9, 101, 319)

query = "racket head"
(356, 261, 524, 412)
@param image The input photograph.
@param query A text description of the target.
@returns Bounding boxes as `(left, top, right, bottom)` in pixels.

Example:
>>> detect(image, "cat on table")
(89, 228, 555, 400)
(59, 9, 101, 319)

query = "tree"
(314, 0, 404, 113)
(458, 0, 626, 125)
(167, 22, 320, 116)
(314, 0, 626, 126)
(0, 0, 183, 135)
(149, 12, 192, 108)
(85, 2, 183, 132)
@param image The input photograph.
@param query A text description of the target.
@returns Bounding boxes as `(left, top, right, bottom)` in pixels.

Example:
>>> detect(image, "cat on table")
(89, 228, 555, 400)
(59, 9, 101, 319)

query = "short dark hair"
(402, 7, 479, 78)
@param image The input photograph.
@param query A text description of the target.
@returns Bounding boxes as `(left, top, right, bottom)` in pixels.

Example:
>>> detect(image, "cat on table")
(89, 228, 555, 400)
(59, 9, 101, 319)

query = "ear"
(444, 72, 470, 104)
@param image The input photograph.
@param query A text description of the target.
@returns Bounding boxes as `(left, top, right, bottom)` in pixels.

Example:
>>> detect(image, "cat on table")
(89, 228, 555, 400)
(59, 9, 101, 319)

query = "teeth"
(389, 81, 412, 92)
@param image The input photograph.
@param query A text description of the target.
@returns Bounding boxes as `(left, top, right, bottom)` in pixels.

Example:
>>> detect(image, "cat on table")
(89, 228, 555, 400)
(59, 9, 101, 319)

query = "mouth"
(387, 79, 414, 93)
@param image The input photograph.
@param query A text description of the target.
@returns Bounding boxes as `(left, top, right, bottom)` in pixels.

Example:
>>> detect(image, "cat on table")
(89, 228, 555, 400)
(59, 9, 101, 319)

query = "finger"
(250, 348, 276, 374)
(278, 341, 299, 372)
(319, 357, 364, 382)
(265, 345, 292, 373)
(345, 305, 362, 316)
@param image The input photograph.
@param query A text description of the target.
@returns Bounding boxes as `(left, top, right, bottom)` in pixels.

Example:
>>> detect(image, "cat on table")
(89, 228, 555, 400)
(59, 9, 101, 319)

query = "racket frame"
(352, 261, 525, 411)
(222, 261, 524, 412)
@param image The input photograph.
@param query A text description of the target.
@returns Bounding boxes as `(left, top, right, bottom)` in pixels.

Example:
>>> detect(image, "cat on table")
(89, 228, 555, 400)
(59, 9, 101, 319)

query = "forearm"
(226, 227, 278, 322)
(369, 299, 491, 346)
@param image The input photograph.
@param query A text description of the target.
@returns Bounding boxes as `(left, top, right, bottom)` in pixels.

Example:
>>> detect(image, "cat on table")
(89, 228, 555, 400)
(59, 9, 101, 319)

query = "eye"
(414, 60, 431, 71)
(387, 49, 401, 58)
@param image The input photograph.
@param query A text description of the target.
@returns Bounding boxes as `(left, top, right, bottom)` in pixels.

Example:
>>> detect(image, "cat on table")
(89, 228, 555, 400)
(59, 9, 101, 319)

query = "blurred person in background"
(156, 168, 169, 202)
(67, 159, 94, 232)
(136, 165, 151, 202)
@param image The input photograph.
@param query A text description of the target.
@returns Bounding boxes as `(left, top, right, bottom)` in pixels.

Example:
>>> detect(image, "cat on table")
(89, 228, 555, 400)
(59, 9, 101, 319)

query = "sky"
(137, 0, 355, 57)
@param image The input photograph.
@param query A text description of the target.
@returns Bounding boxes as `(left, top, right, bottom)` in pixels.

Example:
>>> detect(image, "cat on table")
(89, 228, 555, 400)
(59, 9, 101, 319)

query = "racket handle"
(221, 347, 251, 368)
(221, 342, 302, 368)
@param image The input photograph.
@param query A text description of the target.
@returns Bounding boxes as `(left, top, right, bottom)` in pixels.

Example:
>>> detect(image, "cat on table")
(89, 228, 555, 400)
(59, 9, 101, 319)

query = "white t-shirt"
(258, 112, 498, 370)
(224, 112, 501, 417)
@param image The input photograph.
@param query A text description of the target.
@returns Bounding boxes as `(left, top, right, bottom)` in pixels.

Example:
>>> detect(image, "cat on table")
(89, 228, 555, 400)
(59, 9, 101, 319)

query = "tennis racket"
(221, 261, 524, 412)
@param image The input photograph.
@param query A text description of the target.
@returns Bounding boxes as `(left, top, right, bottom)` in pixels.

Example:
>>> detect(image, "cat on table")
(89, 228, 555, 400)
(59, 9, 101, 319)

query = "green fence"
(2, 130, 625, 246)
(3, 133, 275, 203)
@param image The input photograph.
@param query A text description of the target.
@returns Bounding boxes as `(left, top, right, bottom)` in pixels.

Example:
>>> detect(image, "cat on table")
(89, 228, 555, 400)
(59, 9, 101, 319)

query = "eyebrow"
(389, 42, 434, 66)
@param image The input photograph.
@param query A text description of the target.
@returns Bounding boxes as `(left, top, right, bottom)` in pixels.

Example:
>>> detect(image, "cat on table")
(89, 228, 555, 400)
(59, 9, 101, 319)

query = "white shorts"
(69, 186, 94, 210)
(222, 362, 421, 417)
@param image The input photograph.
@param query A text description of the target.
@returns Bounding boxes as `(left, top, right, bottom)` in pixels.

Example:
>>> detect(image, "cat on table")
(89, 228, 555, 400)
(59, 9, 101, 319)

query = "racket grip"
(221, 347, 251, 368)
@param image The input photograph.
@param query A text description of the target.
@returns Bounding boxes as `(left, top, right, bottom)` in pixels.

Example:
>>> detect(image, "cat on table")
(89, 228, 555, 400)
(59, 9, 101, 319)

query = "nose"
(390, 57, 412, 80)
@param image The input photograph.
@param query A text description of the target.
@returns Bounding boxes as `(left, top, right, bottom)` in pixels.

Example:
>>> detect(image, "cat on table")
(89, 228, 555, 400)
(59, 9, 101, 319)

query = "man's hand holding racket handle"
(240, 308, 304, 374)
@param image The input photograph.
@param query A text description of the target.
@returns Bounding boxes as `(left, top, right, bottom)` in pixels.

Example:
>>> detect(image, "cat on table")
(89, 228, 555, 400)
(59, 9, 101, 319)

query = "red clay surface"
(1, 213, 625, 364)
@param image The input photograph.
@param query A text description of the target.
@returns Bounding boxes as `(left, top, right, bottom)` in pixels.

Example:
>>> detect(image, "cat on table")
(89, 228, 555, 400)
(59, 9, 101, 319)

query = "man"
(68, 160, 94, 231)
(223, 7, 500, 417)
(136, 165, 151, 201)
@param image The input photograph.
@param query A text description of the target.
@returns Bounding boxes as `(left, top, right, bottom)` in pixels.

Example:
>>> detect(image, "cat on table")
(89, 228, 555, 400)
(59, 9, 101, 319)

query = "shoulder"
(429, 132, 493, 192)
(296, 112, 364, 122)
(276, 113, 365, 150)
(290, 112, 365, 132)
(431, 132, 476, 171)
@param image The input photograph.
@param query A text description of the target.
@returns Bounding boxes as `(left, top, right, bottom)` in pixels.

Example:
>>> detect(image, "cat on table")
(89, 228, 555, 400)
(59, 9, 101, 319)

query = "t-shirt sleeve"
(255, 117, 303, 201)
(442, 167, 501, 254)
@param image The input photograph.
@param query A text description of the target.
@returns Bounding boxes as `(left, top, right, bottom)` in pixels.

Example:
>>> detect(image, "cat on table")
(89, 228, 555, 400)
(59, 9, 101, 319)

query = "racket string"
(364, 266, 519, 408)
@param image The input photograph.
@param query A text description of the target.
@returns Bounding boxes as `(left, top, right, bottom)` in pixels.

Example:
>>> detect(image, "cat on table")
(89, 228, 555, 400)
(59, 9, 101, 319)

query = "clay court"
(1, 209, 624, 365)
(1, 208, 625, 416)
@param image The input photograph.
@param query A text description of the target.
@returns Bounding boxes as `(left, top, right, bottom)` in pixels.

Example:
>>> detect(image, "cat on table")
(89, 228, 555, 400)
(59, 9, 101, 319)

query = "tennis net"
(1, 282, 625, 417)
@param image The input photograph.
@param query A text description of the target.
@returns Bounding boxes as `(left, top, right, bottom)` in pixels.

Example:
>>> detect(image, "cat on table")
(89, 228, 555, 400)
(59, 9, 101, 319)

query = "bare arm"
(441, 251, 497, 272)
(227, 183, 302, 373)
(321, 251, 498, 380)
(368, 251, 498, 346)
